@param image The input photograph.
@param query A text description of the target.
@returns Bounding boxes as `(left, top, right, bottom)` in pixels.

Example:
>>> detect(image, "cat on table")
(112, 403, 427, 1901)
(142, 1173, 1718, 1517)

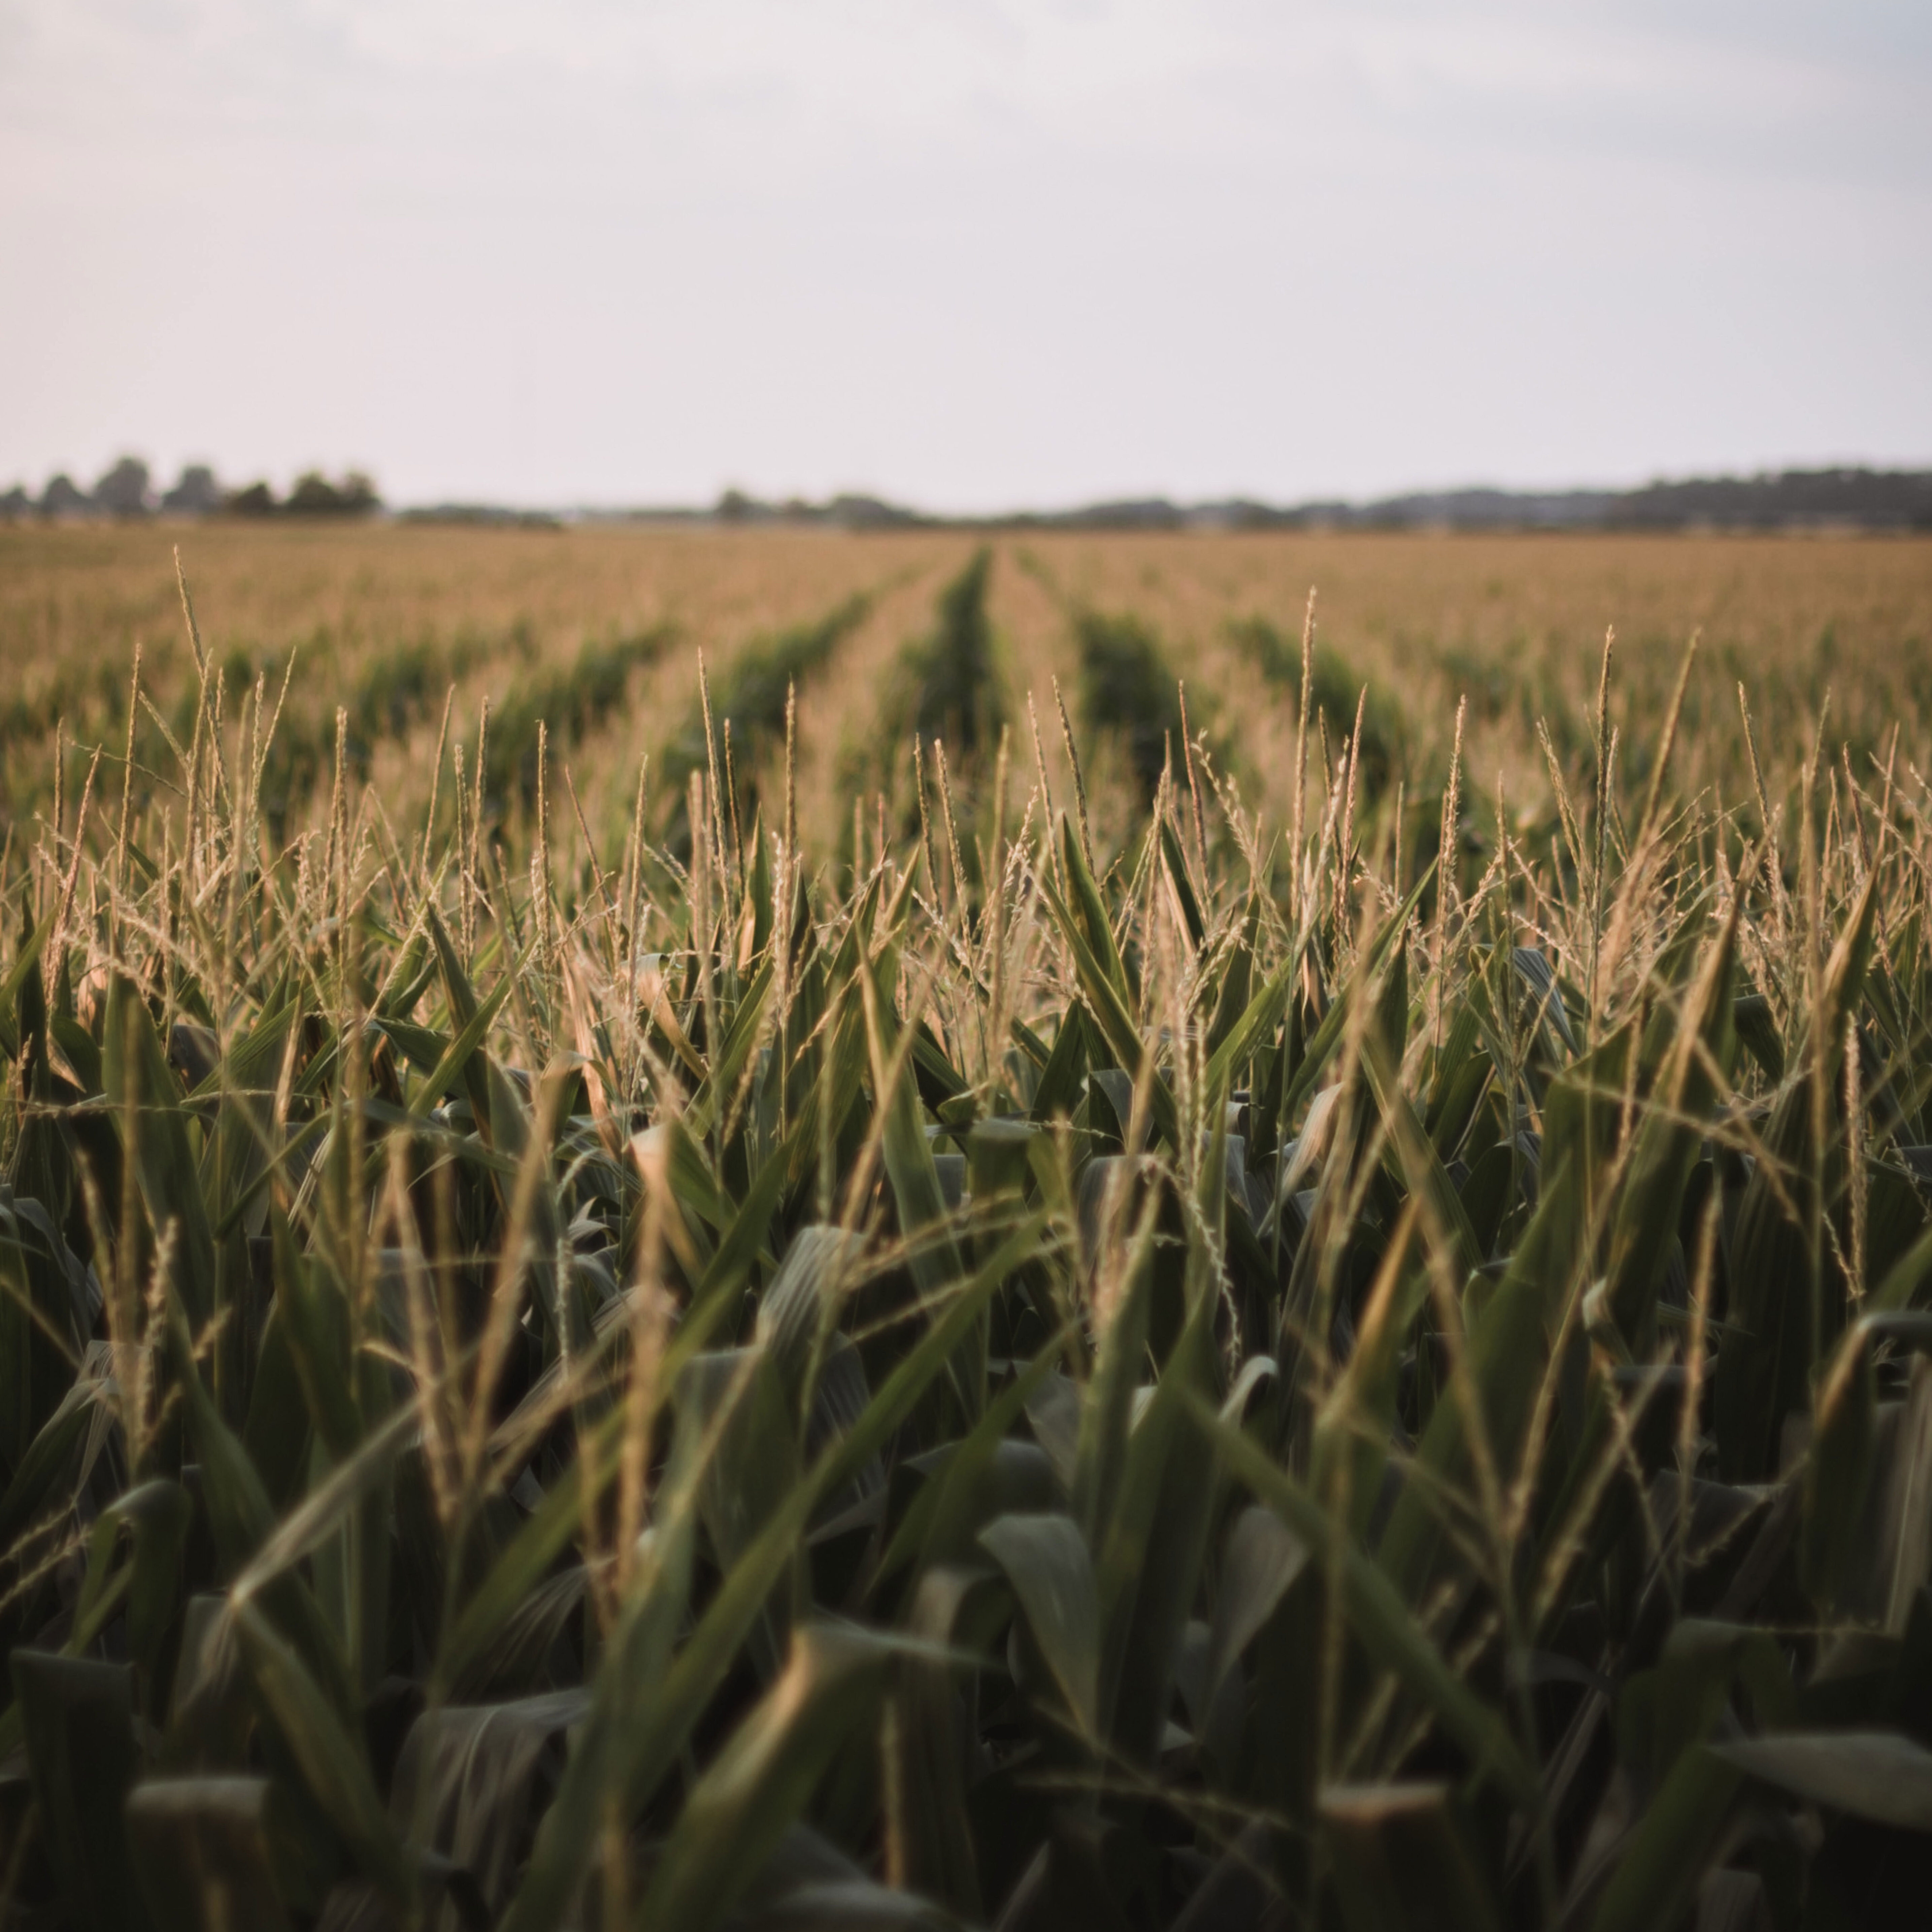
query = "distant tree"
(828, 493, 922, 529)
(287, 470, 381, 516)
(93, 456, 153, 517)
(224, 481, 279, 517)
(715, 488, 757, 522)
(0, 486, 29, 521)
(161, 464, 222, 515)
(286, 472, 340, 514)
(37, 474, 92, 518)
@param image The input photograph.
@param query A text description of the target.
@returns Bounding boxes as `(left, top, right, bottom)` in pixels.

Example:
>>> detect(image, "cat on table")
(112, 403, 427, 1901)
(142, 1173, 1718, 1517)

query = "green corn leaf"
(126, 1776, 294, 1932)
(873, 1342, 1066, 1590)
(1190, 1392, 1540, 1804)
(104, 972, 219, 1329)
(1060, 812, 1130, 999)
(423, 906, 514, 1128)
(1265, 865, 1436, 1125)
(1716, 872, 1880, 1481)
(1029, 1005, 1091, 1124)
(11, 1652, 149, 1932)
(1377, 1140, 1591, 1610)
(1042, 869, 1180, 1148)
(437, 1282, 736, 1698)
(1203, 1505, 1308, 1718)
(684, 955, 775, 1145)
(1802, 1326, 1878, 1610)
(1158, 815, 1207, 951)
(636, 1623, 894, 1932)
(390, 1689, 591, 1919)
(1097, 1143, 1225, 1764)
(1071, 1168, 1159, 1545)
(888, 1563, 1009, 1918)
(1599, 897, 1738, 1350)
(0, 904, 56, 1063)
(1589, 1748, 1743, 1932)
(73, 1478, 191, 1686)
(231, 1599, 413, 1902)
(1322, 1783, 1501, 1932)
(1708, 1730, 1932, 1831)
(0, 1353, 109, 1550)
(980, 1512, 1101, 1738)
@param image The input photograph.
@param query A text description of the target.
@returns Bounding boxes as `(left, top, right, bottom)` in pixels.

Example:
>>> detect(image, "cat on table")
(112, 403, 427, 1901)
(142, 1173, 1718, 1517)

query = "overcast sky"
(3, 1, 1929, 510)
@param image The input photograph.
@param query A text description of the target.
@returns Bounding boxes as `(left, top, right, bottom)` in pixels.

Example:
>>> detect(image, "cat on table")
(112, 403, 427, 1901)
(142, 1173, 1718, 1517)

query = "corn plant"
(5, 593, 1932, 1932)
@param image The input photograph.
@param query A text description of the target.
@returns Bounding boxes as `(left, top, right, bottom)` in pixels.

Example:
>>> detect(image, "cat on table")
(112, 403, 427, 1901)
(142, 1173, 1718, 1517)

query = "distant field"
(4, 521, 1930, 855)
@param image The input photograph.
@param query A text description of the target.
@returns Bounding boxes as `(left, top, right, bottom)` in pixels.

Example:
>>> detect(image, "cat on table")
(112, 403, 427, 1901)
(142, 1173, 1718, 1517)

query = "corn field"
(7, 555, 1932, 1932)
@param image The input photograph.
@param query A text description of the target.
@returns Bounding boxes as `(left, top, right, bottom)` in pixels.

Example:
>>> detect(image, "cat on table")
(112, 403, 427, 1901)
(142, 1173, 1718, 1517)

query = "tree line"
(0, 457, 380, 521)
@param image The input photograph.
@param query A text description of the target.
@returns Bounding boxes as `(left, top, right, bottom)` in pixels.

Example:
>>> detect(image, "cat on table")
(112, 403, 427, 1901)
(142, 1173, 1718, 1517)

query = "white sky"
(3, 1, 1929, 510)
